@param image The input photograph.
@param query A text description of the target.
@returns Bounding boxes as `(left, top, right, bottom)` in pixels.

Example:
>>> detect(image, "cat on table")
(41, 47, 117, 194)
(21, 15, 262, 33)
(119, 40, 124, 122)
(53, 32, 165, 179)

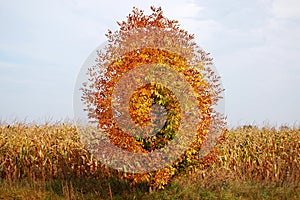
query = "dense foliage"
(80, 6, 225, 187)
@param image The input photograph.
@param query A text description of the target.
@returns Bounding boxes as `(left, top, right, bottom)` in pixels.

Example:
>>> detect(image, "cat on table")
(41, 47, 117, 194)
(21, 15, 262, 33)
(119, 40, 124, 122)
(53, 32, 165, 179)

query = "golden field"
(0, 123, 299, 199)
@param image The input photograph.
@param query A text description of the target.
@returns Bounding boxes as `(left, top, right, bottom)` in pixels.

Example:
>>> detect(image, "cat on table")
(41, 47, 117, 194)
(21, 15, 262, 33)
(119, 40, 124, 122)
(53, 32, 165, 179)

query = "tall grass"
(214, 126, 300, 184)
(0, 123, 103, 182)
(0, 123, 299, 199)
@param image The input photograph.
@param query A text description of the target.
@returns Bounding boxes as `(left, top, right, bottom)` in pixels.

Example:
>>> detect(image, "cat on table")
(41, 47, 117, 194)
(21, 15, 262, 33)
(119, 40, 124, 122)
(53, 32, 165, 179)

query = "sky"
(0, 0, 299, 127)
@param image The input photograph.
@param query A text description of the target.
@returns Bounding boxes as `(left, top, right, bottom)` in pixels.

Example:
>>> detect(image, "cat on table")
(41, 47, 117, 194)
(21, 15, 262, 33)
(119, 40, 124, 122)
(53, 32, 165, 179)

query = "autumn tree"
(81, 6, 226, 189)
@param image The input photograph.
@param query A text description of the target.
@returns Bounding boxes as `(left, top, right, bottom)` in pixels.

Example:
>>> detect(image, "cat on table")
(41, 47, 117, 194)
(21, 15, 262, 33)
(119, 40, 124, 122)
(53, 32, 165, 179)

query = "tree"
(81, 6, 226, 189)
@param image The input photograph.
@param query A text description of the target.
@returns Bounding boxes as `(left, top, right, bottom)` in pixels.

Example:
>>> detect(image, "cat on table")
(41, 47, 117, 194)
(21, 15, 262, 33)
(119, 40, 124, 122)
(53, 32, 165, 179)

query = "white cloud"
(161, 2, 203, 19)
(272, 0, 300, 19)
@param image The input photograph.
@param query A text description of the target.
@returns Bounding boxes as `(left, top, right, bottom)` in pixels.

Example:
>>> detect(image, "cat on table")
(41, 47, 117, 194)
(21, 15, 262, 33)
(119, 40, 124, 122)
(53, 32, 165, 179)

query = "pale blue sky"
(0, 0, 299, 127)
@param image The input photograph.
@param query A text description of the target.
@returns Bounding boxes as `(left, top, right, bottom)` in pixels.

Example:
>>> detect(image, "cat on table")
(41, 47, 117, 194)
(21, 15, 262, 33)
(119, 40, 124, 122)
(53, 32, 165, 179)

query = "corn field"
(213, 126, 300, 184)
(0, 123, 105, 182)
(0, 123, 299, 189)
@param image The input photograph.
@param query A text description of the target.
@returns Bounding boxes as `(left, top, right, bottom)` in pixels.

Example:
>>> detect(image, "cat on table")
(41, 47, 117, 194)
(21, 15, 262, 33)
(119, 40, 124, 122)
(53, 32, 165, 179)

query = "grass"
(0, 175, 299, 200)
(0, 123, 299, 199)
